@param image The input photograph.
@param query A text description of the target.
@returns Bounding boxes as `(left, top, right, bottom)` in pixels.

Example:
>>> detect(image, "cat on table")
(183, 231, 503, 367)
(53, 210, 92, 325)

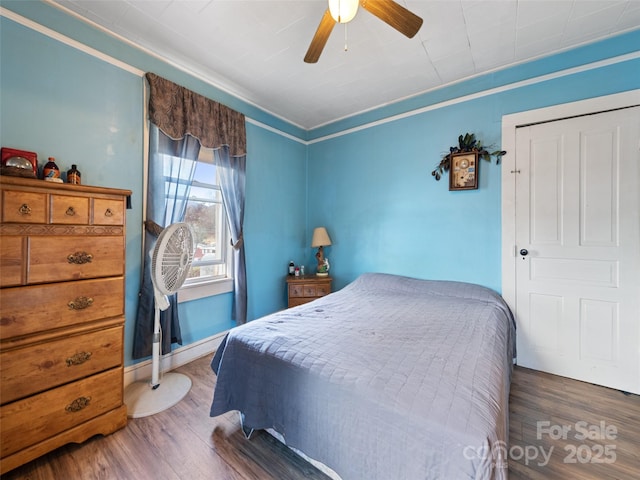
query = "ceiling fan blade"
(360, 0, 423, 38)
(304, 9, 336, 63)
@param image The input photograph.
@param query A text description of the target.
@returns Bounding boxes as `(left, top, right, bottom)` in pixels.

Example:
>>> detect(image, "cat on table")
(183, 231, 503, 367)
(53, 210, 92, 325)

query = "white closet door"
(514, 106, 639, 394)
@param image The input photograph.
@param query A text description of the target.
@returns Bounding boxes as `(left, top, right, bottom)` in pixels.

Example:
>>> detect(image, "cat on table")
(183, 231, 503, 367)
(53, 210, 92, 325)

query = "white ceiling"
(51, 0, 639, 130)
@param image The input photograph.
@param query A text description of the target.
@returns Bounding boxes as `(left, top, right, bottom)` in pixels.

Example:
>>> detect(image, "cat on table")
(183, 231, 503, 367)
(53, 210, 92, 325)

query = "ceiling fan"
(304, 0, 423, 63)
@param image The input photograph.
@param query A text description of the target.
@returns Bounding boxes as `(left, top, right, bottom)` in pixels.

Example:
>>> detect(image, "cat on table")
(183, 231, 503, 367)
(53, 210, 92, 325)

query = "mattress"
(210, 272, 515, 479)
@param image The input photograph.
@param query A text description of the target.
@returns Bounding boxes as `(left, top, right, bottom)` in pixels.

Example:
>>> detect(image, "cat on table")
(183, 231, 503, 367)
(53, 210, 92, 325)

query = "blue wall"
(1, 2, 638, 366)
(244, 123, 308, 318)
(0, 4, 308, 367)
(308, 42, 640, 292)
(307, 101, 504, 291)
(0, 17, 146, 364)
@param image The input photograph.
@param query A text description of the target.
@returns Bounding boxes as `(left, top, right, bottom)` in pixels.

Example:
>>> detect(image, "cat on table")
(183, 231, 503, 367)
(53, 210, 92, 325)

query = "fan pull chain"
(344, 23, 348, 52)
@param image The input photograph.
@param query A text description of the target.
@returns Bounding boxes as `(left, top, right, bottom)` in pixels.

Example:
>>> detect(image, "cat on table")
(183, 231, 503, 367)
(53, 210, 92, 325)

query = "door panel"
(581, 127, 618, 246)
(515, 107, 639, 394)
(529, 135, 563, 245)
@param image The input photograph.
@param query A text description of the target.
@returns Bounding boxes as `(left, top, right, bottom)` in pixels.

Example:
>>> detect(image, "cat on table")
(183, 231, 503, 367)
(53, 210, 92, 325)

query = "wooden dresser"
(286, 275, 332, 307)
(0, 176, 131, 473)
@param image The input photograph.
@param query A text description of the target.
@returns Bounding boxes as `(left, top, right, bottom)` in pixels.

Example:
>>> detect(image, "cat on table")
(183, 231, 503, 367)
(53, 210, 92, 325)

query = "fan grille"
(151, 223, 195, 296)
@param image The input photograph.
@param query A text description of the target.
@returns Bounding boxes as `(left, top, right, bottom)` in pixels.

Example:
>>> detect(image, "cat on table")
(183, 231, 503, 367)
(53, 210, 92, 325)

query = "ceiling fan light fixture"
(305, 0, 422, 63)
(328, 0, 358, 23)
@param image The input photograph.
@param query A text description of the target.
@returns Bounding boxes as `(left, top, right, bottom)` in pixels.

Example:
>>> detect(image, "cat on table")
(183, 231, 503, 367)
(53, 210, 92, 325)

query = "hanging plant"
(432, 133, 506, 181)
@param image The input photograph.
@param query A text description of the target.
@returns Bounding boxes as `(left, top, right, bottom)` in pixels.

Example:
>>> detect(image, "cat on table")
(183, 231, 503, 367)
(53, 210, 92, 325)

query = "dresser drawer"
(51, 194, 90, 225)
(1, 190, 47, 224)
(0, 236, 24, 288)
(1, 326, 123, 403)
(28, 236, 124, 284)
(0, 367, 123, 458)
(0, 277, 124, 339)
(93, 198, 125, 226)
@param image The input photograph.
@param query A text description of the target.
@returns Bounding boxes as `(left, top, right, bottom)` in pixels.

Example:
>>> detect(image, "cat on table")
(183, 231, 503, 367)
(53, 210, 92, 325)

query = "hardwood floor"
(508, 366, 640, 480)
(3, 355, 639, 479)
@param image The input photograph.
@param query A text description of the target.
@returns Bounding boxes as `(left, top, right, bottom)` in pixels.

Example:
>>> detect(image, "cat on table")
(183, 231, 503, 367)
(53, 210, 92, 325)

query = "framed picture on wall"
(449, 152, 478, 191)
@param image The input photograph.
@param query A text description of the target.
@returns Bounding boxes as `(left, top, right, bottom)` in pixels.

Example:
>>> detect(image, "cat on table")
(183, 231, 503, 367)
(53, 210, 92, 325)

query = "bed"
(210, 273, 516, 479)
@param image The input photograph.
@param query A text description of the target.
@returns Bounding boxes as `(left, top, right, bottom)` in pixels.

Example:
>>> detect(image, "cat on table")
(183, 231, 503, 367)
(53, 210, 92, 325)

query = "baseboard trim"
(124, 331, 228, 387)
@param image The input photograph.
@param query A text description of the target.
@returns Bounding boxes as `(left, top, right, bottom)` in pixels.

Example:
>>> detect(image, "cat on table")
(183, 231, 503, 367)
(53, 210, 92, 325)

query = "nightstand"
(286, 275, 332, 308)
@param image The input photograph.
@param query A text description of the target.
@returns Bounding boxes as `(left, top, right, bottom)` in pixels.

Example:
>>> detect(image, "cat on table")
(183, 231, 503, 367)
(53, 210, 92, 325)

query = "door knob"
(520, 249, 529, 256)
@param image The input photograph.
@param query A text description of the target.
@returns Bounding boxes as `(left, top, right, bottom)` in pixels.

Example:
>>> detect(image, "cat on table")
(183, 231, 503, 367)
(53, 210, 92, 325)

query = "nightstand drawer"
(286, 275, 332, 308)
(289, 284, 304, 298)
(303, 285, 317, 296)
(315, 284, 330, 296)
(289, 297, 313, 308)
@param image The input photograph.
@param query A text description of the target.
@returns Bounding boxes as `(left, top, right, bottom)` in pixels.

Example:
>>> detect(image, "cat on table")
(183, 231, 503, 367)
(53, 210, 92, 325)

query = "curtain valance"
(146, 72, 246, 156)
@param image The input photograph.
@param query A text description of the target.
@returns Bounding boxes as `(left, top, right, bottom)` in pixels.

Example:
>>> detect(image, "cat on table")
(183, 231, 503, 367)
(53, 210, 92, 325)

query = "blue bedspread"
(210, 273, 515, 479)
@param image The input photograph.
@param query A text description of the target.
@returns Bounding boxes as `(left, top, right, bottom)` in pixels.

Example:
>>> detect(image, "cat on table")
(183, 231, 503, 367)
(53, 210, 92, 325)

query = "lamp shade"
(311, 227, 332, 247)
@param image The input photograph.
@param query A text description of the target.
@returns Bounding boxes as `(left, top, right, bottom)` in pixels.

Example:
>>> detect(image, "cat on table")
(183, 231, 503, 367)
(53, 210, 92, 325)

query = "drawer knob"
(66, 396, 92, 413)
(68, 296, 94, 310)
(67, 251, 93, 264)
(66, 206, 76, 216)
(18, 203, 32, 215)
(66, 351, 93, 366)
(104, 208, 114, 217)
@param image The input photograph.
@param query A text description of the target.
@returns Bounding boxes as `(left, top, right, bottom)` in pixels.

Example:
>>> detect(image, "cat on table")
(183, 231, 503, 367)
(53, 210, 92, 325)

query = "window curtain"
(132, 125, 199, 358)
(215, 147, 247, 324)
(133, 73, 247, 360)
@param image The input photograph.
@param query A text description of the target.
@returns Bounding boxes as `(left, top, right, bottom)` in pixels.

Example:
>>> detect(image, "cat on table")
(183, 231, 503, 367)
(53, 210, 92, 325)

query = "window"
(161, 147, 232, 300)
(185, 149, 229, 284)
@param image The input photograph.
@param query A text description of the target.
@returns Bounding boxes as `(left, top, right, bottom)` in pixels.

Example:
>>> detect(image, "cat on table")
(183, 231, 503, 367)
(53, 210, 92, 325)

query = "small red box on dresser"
(1, 147, 38, 177)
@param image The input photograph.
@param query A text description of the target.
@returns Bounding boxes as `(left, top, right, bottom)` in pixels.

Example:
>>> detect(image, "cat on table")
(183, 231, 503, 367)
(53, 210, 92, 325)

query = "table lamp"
(311, 227, 332, 276)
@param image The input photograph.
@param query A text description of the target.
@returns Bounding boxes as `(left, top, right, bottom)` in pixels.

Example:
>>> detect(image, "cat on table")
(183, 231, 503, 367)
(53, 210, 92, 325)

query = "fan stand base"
(124, 372, 192, 418)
